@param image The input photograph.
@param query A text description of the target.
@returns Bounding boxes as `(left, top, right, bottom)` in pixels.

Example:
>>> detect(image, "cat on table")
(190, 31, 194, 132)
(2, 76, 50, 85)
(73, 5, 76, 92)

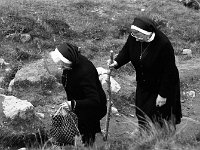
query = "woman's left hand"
(156, 94, 166, 107)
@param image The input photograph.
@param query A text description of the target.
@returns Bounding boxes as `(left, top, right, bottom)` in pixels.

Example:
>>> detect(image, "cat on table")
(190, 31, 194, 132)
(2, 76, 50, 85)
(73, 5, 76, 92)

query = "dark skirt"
(135, 81, 182, 129)
(78, 119, 101, 146)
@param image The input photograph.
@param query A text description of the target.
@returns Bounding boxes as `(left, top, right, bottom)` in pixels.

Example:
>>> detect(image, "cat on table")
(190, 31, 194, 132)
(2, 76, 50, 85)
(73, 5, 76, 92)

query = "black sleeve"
(114, 36, 131, 69)
(159, 43, 177, 98)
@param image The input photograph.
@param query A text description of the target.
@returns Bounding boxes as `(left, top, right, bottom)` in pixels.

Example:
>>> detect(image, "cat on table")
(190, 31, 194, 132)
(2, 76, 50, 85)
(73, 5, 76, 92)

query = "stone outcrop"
(0, 94, 48, 149)
(8, 56, 63, 94)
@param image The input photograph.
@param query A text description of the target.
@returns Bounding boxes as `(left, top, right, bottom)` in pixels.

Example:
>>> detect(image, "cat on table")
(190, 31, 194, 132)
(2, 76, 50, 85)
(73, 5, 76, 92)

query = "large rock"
(96, 67, 121, 93)
(0, 94, 48, 149)
(0, 94, 33, 119)
(9, 57, 63, 93)
(14, 58, 53, 83)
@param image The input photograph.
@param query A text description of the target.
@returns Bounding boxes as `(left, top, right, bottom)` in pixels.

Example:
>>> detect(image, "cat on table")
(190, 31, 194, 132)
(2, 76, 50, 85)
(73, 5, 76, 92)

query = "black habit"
(115, 17, 182, 127)
(62, 54, 107, 143)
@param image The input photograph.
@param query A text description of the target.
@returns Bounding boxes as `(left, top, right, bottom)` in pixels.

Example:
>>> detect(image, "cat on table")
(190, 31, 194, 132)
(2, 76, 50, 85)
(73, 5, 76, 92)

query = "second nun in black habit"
(109, 16, 182, 131)
(50, 42, 107, 146)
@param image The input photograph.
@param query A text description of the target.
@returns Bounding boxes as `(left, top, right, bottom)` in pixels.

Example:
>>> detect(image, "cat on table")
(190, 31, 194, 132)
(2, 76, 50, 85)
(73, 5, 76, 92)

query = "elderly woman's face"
(130, 29, 151, 42)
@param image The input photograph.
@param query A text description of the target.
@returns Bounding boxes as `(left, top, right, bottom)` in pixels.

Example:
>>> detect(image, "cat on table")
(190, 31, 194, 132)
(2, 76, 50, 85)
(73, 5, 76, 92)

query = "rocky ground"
(0, 0, 200, 149)
(96, 55, 200, 148)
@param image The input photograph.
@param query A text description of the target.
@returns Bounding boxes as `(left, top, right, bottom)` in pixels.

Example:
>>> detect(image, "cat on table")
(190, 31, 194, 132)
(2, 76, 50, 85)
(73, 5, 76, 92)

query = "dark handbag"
(50, 106, 80, 145)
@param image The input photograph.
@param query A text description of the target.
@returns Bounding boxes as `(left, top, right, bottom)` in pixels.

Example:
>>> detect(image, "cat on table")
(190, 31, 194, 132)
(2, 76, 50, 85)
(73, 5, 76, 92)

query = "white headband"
(50, 48, 72, 64)
(131, 25, 152, 35)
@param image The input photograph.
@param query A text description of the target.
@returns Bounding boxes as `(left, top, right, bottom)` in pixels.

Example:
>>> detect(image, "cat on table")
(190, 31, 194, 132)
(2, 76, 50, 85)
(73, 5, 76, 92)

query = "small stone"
(186, 91, 195, 98)
(181, 99, 185, 103)
(18, 148, 26, 150)
(35, 112, 45, 118)
(182, 49, 192, 56)
(20, 34, 31, 43)
(5, 67, 11, 72)
(129, 114, 135, 118)
(111, 106, 118, 114)
(8, 79, 15, 92)
(0, 58, 9, 69)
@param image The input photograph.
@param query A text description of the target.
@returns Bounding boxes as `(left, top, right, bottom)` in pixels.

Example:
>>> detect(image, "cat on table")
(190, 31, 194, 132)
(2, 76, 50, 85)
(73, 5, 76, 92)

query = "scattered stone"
(20, 34, 31, 43)
(182, 49, 192, 60)
(8, 78, 15, 92)
(186, 90, 196, 98)
(129, 114, 135, 118)
(18, 148, 26, 150)
(5, 67, 11, 72)
(35, 112, 45, 119)
(0, 58, 9, 69)
(111, 106, 119, 114)
(182, 49, 192, 56)
(181, 99, 185, 103)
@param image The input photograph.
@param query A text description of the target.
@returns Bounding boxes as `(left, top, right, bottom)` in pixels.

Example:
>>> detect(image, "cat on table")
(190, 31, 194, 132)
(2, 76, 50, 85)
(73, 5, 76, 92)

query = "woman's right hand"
(107, 60, 118, 69)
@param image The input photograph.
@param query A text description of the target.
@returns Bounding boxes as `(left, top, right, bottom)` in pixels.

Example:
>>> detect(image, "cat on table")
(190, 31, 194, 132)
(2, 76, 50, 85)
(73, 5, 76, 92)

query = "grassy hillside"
(0, 0, 200, 149)
(1, 0, 200, 60)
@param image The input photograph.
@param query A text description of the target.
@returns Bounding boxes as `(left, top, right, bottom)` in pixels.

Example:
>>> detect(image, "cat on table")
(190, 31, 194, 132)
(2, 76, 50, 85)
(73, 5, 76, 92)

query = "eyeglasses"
(131, 33, 143, 40)
(130, 31, 151, 42)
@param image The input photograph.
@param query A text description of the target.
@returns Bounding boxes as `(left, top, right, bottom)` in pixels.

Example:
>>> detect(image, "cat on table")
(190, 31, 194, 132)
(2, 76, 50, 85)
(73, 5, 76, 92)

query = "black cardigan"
(62, 55, 107, 121)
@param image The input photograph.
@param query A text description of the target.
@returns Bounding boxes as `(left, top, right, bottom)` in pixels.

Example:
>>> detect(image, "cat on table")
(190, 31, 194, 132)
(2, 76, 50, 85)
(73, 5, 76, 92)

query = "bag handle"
(53, 102, 71, 117)
(54, 106, 62, 116)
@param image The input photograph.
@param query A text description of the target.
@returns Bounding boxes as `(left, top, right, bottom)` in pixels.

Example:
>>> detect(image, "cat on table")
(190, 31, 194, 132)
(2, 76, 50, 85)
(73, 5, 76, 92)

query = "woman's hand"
(60, 101, 71, 110)
(107, 60, 118, 69)
(156, 94, 166, 107)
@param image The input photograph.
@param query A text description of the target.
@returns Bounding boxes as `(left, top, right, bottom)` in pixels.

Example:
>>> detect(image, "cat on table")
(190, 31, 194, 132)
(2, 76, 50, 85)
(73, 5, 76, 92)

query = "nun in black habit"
(109, 16, 182, 130)
(50, 42, 107, 146)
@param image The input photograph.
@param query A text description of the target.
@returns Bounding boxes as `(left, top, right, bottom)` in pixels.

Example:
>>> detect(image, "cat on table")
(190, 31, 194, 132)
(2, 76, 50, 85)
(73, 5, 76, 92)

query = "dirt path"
(177, 56, 200, 119)
(177, 56, 200, 80)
